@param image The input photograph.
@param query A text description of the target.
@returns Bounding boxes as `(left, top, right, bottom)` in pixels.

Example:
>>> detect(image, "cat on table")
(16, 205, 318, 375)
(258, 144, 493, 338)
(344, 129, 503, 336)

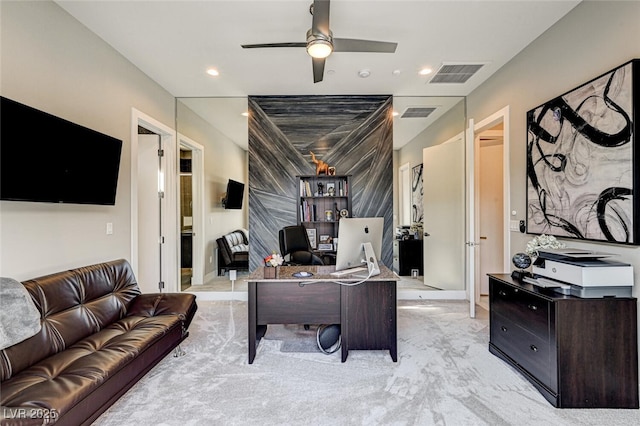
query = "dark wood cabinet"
(393, 239, 423, 276)
(488, 274, 638, 408)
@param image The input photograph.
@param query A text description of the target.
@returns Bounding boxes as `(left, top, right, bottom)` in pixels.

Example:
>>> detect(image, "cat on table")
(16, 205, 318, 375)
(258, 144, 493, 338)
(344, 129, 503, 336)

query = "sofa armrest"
(216, 237, 233, 265)
(127, 293, 198, 330)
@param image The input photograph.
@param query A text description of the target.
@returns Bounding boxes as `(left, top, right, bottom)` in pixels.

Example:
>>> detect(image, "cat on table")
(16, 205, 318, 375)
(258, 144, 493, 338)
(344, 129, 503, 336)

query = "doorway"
(131, 109, 178, 293)
(472, 107, 511, 311)
(178, 134, 205, 290)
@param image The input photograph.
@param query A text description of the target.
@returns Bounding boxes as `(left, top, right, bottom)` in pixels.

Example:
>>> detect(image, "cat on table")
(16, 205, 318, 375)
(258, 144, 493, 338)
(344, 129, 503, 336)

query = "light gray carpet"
(94, 300, 639, 426)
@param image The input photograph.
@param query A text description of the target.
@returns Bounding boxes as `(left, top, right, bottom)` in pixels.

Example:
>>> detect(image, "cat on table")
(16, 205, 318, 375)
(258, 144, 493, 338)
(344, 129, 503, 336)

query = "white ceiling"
(55, 0, 580, 148)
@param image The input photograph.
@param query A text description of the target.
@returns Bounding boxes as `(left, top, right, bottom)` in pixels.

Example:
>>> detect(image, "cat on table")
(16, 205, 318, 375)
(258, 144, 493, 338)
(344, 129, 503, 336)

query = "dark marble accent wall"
(248, 95, 393, 270)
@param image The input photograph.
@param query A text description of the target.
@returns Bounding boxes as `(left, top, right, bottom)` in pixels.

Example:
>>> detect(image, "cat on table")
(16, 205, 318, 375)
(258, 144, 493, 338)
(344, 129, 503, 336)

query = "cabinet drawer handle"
(501, 326, 508, 332)
(528, 304, 538, 311)
(498, 290, 507, 297)
(530, 345, 538, 352)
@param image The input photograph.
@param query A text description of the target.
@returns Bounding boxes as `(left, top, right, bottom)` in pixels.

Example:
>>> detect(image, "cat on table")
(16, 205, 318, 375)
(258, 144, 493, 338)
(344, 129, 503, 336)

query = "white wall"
(399, 1, 640, 290)
(0, 1, 175, 279)
(466, 0, 640, 290)
(176, 101, 248, 277)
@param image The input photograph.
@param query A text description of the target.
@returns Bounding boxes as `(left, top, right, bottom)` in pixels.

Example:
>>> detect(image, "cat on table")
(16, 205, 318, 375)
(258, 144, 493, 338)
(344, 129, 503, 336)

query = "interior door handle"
(424, 232, 430, 237)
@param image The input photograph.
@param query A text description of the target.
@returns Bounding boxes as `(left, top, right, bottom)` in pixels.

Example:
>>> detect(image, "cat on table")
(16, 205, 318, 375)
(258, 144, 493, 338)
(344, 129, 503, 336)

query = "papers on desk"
(523, 276, 571, 290)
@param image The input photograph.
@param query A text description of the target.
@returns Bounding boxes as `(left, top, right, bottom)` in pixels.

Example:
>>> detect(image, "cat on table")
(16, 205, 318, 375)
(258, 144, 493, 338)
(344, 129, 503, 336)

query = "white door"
(422, 133, 466, 291)
(138, 134, 165, 293)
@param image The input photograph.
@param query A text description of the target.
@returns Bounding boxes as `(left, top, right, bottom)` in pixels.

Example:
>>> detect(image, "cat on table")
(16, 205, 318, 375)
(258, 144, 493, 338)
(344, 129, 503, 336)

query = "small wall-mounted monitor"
(223, 179, 245, 209)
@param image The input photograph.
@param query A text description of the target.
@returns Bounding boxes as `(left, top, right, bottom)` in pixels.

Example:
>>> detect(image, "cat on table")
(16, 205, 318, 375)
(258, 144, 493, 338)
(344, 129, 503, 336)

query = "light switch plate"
(509, 220, 519, 232)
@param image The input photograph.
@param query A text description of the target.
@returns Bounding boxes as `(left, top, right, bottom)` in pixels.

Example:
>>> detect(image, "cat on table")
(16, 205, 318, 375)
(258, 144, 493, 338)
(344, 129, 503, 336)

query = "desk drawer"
(491, 312, 553, 391)
(257, 282, 341, 324)
(491, 280, 550, 338)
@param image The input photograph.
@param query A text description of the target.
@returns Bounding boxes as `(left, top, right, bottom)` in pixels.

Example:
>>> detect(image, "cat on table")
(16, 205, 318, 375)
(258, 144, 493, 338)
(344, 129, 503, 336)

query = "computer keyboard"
(330, 266, 367, 277)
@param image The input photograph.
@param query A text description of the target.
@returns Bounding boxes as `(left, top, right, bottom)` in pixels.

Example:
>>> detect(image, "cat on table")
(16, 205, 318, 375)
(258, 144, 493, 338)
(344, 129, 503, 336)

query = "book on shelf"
(300, 200, 317, 222)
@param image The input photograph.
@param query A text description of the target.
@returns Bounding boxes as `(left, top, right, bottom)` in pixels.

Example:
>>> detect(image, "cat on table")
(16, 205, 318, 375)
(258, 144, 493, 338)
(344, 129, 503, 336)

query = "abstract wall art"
(526, 59, 638, 244)
(412, 163, 423, 224)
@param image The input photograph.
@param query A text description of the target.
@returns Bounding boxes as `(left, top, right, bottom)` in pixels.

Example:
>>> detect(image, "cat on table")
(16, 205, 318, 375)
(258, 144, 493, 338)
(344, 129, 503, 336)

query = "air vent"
(429, 63, 484, 84)
(401, 107, 436, 118)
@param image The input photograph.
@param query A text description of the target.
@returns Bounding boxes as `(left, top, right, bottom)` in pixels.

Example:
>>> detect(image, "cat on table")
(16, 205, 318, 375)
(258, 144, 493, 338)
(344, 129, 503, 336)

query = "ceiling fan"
(241, 0, 397, 83)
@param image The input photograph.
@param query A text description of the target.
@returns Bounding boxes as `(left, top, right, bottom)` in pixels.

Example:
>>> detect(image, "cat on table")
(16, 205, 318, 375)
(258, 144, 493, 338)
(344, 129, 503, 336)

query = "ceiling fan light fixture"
(307, 39, 332, 58)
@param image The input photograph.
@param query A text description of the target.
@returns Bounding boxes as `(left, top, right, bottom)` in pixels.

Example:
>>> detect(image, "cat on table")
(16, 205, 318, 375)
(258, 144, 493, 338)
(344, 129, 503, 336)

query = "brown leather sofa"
(0, 259, 197, 426)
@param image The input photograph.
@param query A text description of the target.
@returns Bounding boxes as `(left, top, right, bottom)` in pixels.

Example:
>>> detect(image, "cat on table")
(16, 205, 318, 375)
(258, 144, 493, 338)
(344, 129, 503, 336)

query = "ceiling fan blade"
(241, 42, 306, 49)
(312, 57, 326, 83)
(312, 0, 331, 37)
(333, 38, 397, 53)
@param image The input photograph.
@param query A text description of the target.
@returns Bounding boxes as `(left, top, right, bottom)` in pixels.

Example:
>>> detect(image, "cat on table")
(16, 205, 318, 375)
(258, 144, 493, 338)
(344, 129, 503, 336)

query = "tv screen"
(225, 179, 245, 209)
(0, 97, 123, 205)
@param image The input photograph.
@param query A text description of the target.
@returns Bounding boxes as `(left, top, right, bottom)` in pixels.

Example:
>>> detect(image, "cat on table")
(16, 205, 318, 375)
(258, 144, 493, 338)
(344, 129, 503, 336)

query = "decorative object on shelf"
(326, 182, 335, 196)
(316, 182, 324, 196)
(328, 167, 336, 176)
(526, 59, 639, 244)
(512, 252, 532, 269)
(324, 209, 334, 222)
(410, 222, 423, 240)
(306, 228, 317, 249)
(510, 252, 532, 280)
(318, 234, 333, 251)
(525, 234, 565, 257)
(340, 209, 349, 218)
(310, 151, 330, 175)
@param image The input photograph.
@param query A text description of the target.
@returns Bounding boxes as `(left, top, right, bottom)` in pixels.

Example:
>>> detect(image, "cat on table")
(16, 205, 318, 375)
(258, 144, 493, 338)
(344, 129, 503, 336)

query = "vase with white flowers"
(525, 234, 566, 258)
(263, 252, 284, 278)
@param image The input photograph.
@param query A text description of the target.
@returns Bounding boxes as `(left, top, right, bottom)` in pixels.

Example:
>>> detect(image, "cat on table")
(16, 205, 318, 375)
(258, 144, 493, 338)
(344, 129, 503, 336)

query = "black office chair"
(279, 225, 324, 265)
(278, 225, 338, 347)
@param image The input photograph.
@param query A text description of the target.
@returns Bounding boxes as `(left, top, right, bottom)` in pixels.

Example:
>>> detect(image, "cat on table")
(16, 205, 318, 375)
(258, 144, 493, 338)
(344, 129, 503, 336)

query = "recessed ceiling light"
(358, 69, 371, 78)
(419, 68, 433, 76)
(392, 69, 401, 76)
(206, 68, 219, 76)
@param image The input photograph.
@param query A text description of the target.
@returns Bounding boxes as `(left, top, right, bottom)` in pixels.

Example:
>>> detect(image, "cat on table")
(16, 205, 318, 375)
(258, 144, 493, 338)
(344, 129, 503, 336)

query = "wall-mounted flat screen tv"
(0, 97, 123, 205)
(224, 179, 245, 209)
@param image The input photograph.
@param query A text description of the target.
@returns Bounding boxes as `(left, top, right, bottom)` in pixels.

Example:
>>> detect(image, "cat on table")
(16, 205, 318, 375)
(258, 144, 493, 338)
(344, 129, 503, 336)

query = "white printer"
(532, 249, 633, 298)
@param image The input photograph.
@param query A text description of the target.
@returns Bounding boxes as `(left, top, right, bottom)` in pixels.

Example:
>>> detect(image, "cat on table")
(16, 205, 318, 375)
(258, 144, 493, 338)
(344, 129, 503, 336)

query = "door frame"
(131, 108, 178, 292)
(178, 133, 205, 286)
(470, 106, 511, 307)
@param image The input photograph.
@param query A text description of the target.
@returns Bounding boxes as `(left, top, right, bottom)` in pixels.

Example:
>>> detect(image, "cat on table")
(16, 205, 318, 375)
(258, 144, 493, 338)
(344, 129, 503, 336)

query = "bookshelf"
(297, 175, 352, 252)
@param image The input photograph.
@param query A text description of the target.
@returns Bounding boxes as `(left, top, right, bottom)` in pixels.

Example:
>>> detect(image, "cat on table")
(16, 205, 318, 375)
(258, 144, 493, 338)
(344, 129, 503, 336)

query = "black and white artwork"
(412, 163, 423, 224)
(526, 60, 638, 244)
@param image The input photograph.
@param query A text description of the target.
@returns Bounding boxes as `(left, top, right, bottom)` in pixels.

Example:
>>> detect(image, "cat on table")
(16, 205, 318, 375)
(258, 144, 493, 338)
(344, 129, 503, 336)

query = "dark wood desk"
(247, 265, 398, 364)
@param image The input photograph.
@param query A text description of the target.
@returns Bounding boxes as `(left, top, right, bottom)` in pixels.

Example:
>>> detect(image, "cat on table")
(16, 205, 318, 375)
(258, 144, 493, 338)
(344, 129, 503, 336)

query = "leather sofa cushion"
(1, 313, 181, 415)
(0, 260, 140, 382)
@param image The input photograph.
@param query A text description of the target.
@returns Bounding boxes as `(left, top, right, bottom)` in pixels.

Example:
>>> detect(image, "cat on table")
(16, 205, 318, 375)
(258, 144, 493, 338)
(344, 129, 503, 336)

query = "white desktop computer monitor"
(335, 217, 383, 275)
